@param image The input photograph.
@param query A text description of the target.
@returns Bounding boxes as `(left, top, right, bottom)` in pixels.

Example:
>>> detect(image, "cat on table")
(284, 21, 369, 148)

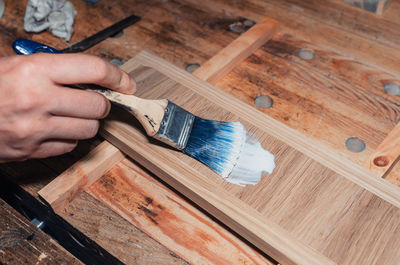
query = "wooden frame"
(38, 15, 400, 265)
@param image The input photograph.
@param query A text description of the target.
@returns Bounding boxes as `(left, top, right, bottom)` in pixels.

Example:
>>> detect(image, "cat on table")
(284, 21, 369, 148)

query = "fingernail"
(104, 99, 111, 118)
(130, 76, 137, 94)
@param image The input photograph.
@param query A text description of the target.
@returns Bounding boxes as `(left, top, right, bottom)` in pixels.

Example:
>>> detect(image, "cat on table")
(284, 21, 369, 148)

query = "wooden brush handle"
(94, 89, 168, 136)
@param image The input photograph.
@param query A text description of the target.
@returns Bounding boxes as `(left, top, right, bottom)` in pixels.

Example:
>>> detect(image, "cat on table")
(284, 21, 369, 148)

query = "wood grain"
(0, 198, 81, 265)
(38, 141, 124, 212)
(63, 190, 189, 265)
(99, 50, 400, 265)
(86, 159, 274, 265)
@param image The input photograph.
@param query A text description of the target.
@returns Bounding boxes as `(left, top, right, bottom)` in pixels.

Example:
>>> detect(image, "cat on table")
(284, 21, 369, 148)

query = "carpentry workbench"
(0, 1, 399, 264)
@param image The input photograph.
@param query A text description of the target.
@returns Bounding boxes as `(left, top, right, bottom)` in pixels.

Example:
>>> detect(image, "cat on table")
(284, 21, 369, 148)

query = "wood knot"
(373, 156, 390, 167)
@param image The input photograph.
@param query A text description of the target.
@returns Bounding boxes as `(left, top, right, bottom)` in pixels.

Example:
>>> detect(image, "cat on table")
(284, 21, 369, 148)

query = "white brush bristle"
(183, 118, 275, 186)
(183, 118, 246, 178)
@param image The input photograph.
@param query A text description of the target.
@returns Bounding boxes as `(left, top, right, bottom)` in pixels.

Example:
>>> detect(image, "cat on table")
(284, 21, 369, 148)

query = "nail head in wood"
(345, 137, 366, 153)
(384, 82, 400, 96)
(109, 58, 125, 66)
(298, 48, 315, 60)
(229, 19, 256, 34)
(254, 95, 274, 108)
(185, 63, 200, 73)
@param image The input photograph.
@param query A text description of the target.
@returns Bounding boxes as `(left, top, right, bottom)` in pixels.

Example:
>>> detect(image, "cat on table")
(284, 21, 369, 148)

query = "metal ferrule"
(154, 101, 195, 150)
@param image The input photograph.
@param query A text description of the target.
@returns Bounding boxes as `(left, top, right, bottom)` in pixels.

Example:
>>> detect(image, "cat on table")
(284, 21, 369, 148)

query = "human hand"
(0, 53, 136, 162)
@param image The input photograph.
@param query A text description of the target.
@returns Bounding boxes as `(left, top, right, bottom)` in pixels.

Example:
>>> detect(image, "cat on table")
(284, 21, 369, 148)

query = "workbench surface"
(0, 0, 399, 264)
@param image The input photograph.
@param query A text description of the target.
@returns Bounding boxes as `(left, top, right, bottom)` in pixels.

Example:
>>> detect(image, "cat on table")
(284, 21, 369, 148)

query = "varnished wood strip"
(365, 123, 400, 177)
(38, 141, 124, 212)
(193, 16, 278, 84)
(86, 160, 275, 265)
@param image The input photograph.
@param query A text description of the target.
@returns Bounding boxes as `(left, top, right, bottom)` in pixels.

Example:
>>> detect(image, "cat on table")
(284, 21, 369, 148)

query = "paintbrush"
(12, 38, 248, 179)
(93, 88, 247, 179)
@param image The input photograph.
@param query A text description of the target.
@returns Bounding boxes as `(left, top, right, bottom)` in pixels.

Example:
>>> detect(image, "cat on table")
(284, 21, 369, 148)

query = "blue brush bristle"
(183, 117, 246, 178)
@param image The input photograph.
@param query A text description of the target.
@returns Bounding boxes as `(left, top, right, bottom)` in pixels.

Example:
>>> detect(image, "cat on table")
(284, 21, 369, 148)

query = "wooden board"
(0, 198, 81, 265)
(86, 159, 274, 265)
(97, 50, 400, 265)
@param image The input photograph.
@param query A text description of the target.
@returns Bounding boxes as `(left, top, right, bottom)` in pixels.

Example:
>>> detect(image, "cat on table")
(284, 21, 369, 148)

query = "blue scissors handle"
(12, 39, 61, 55)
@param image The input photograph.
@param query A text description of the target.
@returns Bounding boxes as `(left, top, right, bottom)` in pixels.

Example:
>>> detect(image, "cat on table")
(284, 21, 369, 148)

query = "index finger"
(32, 53, 136, 94)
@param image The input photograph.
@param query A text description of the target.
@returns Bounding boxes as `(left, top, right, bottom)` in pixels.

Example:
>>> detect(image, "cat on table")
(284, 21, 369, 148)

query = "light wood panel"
(98, 50, 400, 265)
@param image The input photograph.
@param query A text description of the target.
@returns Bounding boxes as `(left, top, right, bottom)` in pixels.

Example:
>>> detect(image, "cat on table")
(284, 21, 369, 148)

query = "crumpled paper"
(24, 0, 76, 41)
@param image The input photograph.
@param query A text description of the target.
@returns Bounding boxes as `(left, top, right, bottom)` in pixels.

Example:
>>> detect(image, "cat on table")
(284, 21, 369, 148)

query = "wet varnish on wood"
(97, 51, 400, 265)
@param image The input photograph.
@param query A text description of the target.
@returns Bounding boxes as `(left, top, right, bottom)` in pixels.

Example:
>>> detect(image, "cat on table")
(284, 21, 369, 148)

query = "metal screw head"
(243, 19, 255, 27)
(298, 48, 315, 60)
(384, 82, 400, 96)
(109, 58, 125, 66)
(254, 95, 273, 108)
(185, 63, 200, 73)
(229, 19, 255, 34)
(345, 137, 366, 153)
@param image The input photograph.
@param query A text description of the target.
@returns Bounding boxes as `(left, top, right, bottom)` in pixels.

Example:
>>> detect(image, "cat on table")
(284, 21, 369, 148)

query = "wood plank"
(63, 190, 189, 265)
(99, 50, 400, 265)
(38, 142, 124, 212)
(365, 123, 400, 177)
(86, 159, 275, 265)
(0, 198, 81, 265)
(193, 16, 278, 83)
